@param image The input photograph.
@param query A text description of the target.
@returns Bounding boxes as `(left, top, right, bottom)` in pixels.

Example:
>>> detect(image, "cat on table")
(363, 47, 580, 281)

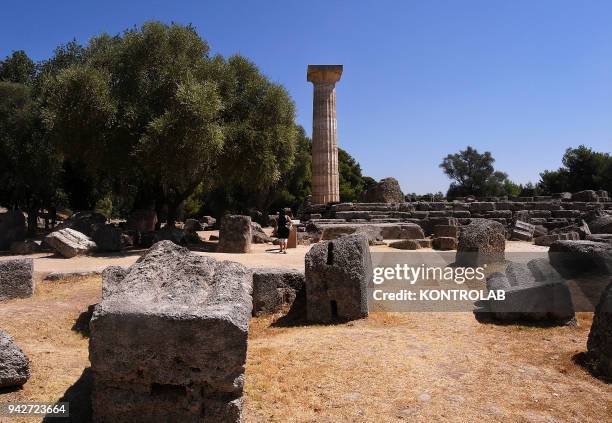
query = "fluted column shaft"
(311, 82, 339, 204)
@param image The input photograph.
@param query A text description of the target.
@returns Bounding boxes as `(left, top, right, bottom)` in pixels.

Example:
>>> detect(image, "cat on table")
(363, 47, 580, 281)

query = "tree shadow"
(573, 352, 611, 384)
(0, 385, 23, 395)
(42, 367, 92, 422)
(72, 304, 96, 338)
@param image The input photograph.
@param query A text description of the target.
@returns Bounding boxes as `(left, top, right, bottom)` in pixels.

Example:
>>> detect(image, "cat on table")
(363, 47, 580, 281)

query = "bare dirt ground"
(0, 273, 609, 422)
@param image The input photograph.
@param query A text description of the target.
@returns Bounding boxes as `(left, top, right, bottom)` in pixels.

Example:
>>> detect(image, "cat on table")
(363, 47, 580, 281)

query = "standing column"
(307, 65, 343, 204)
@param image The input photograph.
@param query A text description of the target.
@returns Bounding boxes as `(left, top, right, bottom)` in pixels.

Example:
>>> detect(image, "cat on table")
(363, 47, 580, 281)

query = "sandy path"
(0, 236, 548, 278)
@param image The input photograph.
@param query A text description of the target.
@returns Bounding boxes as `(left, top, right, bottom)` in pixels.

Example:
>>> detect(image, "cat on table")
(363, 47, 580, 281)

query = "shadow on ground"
(573, 352, 611, 384)
(43, 368, 92, 422)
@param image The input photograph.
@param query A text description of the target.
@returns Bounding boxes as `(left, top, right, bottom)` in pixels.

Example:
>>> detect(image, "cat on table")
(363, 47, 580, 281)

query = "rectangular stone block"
(90, 242, 252, 423)
(0, 259, 34, 301)
(305, 234, 370, 322)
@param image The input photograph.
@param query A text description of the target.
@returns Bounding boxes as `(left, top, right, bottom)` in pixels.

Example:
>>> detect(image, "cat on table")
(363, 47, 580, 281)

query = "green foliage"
(2, 21, 373, 224)
(441, 146, 519, 197)
(338, 148, 371, 202)
(0, 81, 63, 233)
(0, 51, 36, 84)
(538, 145, 611, 194)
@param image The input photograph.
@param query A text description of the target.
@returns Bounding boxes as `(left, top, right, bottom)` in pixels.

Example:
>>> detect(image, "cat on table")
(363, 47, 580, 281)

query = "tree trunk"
(27, 208, 38, 238)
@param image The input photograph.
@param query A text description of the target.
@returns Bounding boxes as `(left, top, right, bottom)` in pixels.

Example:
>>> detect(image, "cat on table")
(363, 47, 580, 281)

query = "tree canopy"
(538, 145, 612, 194)
(440, 146, 520, 198)
(0, 21, 373, 226)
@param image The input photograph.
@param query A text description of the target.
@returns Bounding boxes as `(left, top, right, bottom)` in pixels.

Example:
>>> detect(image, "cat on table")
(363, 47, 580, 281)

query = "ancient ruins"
(308, 64, 343, 204)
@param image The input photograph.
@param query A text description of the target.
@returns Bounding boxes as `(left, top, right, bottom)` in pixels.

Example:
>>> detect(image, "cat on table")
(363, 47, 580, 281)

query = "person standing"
(276, 209, 291, 253)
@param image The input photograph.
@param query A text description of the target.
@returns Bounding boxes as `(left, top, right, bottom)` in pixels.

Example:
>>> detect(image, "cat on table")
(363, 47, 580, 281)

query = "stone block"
(0, 259, 34, 301)
(305, 234, 370, 322)
(511, 220, 535, 242)
(587, 279, 612, 378)
(432, 237, 457, 250)
(90, 241, 252, 422)
(0, 330, 30, 388)
(44, 228, 97, 258)
(252, 268, 304, 316)
(484, 259, 575, 325)
(434, 225, 459, 238)
(456, 219, 506, 267)
(218, 215, 252, 253)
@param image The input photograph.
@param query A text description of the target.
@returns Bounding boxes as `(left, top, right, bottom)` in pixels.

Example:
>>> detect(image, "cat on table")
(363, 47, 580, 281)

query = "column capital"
(307, 65, 343, 84)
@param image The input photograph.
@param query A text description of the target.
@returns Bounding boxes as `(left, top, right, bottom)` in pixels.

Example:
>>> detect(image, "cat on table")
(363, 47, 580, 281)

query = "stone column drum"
(307, 65, 343, 204)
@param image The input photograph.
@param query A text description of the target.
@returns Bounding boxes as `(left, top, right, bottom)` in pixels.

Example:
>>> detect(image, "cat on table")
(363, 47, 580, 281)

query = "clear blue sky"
(2, 1, 612, 194)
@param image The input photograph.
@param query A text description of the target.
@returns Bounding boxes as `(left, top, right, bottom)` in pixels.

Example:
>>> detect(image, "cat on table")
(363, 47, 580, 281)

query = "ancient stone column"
(307, 65, 343, 204)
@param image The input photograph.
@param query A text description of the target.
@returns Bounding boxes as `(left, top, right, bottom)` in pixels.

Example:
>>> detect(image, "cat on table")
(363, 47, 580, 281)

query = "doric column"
(307, 65, 343, 204)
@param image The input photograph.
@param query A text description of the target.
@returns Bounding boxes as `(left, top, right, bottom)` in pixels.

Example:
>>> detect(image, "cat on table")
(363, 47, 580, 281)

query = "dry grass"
(0, 277, 610, 422)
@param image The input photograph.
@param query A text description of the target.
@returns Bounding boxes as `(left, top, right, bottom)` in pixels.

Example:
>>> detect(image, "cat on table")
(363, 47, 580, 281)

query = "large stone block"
(0, 259, 34, 301)
(483, 259, 575, 325)
(573, 190, 599, 202)
(44, 228, 97, 258)
(0, 210, 26, 251)
(90, 241, 252, 423)
(305, 234, 371, 322)
(511, 220, 535, 242)
(0, 330, 30, 388)
(318, 223, 424, 241)
(218, 215, 252, 253)
(456, 219, 506, 267)
(587, 279, 612, 378)
(252, 268, 304, 315)
(54, 211, 106, 237)
(360, 177, 404, 203)
(432, 237, 457, 250)
(589, 214, 612, 234)
(548, 240, 612, 276)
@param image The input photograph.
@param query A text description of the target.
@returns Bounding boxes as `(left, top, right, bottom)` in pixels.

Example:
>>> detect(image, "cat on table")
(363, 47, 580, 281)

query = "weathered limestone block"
(360, 177, 405, 203)
(511, 220, 535, 242)
(54, 211, 106, 237)
(388, 239, 431, 250)
(45, 228, 97, 258)
(318, 223, 424, 241)
(434, 225, 459, 238)
(0, 210, 26, 251)
(589, 214, 612, 234)
(305, 234, 370, 322)
(251, 222, 272, 244)
(469, 202, 496, 212)
(483, 259, 575, 325)
(218, 215, 252, 253)
(534, 232, 579, 246)
(587, 280, 612, 378)
(252, 268, 304, 315)
(0, 330, 30, 388)
(456, 219, 506, 267)
(573, 190, 599, 202)
(432, 237, 457, 250)
(90, 241, 252, 423)
(586, 234, 612, 244)
(549, 240, 612, 276)
(0, 259, 34, 301)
